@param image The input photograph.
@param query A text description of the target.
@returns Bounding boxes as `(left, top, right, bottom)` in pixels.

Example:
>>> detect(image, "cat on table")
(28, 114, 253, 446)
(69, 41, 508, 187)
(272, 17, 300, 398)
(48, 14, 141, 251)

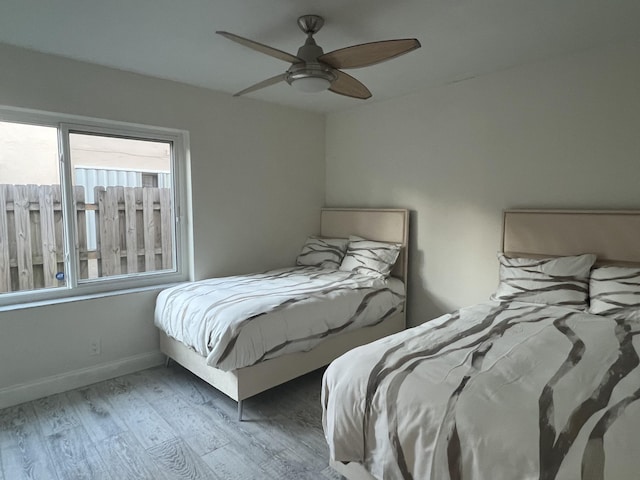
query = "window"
(0, 107, 190, 307)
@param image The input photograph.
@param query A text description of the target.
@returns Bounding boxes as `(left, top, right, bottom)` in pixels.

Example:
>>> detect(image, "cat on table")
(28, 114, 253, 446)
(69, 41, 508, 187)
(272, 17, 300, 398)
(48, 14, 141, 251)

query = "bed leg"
(165, 356, 172, 368)
(237, 400, 244, 422)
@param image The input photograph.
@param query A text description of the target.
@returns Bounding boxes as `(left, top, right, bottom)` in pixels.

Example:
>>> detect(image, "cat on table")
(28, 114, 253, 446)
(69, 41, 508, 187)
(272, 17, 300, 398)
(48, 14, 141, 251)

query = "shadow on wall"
(405, 209, 451, 327)
(404, 205, 504, 327)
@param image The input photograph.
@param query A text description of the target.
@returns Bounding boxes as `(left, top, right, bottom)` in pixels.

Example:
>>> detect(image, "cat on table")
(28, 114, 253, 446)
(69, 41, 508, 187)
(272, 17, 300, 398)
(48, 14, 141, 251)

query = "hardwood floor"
(0, 364, 344, 480)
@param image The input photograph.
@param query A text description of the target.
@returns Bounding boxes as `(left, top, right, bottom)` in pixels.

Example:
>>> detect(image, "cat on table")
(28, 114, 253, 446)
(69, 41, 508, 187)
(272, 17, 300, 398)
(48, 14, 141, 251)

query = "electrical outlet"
(89, 338, 101, 356)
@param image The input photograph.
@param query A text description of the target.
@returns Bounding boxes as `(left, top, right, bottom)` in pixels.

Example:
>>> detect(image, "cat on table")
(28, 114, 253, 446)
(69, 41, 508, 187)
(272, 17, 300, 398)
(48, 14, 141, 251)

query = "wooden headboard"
(320, 208, 409, 285)
(502, 209, 640, 266)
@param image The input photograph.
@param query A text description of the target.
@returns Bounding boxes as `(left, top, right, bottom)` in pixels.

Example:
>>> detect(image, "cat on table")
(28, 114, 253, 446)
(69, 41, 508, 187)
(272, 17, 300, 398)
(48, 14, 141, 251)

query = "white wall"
(326, 41, 640, 327)
(0, 43, 325, 406)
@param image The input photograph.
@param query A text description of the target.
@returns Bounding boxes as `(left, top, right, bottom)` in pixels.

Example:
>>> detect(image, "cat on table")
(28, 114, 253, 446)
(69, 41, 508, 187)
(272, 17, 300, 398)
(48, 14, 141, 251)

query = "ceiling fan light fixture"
(286, 64, 336, 93)
(290, 76, 331, 93)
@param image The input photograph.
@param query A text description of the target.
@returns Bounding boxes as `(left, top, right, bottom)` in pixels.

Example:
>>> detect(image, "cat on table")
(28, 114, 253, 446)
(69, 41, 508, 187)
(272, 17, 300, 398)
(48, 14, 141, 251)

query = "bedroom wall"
(0, 43, 325, 407)
(325, 40, 640, 327)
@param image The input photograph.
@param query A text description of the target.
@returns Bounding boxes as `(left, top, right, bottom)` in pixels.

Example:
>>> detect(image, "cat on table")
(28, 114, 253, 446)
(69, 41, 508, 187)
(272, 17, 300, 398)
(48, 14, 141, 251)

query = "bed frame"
(330, 208, 640, 480)
(159, 207, 409, 421)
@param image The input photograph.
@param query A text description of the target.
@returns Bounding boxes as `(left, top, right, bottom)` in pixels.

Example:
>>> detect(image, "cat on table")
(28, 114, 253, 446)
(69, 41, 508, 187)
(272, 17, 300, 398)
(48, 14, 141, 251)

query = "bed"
(156, 207, 409, 420)
(323, 209, 640, 480)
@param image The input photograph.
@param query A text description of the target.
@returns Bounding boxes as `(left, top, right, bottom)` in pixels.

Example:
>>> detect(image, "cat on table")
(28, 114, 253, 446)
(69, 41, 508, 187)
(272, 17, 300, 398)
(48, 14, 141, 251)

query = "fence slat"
(75, 186, 88, 279)
(142, 188, 156, 271)
(0, 185, 11, 292)
(14, 185, 34, 290)
(97, 186, 121, 276)
(94, 187, 102, 278)
(28, 184, 44, 289)
(124, 187, 138, 273)
(159, 189, 172, 269)
(39, 185, 58, 287)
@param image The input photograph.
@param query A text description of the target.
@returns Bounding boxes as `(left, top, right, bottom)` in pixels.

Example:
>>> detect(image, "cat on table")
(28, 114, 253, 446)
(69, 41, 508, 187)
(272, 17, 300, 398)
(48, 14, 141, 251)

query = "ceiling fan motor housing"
(286, 33, 336, 88)
(285, 62, 336, 87)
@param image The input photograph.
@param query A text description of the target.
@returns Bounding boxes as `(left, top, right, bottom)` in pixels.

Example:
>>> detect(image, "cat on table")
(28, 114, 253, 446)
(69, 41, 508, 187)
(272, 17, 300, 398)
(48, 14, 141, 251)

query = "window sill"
(0, 282, 185, 313)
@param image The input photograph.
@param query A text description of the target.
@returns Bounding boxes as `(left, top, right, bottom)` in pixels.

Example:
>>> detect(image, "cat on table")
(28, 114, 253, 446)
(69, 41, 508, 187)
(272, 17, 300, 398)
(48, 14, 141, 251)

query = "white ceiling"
(1, 0, 639, 113)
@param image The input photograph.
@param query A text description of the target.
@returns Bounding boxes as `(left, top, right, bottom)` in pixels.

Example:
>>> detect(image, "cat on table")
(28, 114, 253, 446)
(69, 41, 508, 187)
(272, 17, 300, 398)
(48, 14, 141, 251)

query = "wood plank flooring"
(0, 364, 344, 480)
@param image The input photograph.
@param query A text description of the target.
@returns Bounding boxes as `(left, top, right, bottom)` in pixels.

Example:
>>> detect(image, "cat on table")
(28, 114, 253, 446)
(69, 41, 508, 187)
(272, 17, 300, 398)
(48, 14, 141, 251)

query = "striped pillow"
(339, 236, 401, 279)
(491, 253, 596, 309)
(589, 266, 640, 320)
(296, 236, 349, 269)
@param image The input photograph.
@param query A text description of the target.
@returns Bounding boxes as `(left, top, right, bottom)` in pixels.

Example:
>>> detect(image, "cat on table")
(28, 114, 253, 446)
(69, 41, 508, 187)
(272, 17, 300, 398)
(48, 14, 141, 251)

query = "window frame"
(0, 106, 191, 308)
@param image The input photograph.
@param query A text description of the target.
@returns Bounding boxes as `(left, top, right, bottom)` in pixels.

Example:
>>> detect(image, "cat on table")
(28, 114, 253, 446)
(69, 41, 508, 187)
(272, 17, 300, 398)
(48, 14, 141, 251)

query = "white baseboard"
(0, 351, 165, 409)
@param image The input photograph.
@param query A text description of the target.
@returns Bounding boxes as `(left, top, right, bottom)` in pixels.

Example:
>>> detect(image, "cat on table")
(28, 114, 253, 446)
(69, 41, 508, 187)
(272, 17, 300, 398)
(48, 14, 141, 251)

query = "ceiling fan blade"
(319, 38, 421, 69)
(217, 31, 303, 64)
(329, 70, 371, 99)
(233, 74, 287, 97)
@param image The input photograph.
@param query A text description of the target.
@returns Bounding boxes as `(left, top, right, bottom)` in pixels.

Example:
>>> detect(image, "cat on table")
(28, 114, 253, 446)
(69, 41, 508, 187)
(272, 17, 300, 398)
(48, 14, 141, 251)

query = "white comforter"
(322, 301, 640, 480)
(154, 267, 404, 371)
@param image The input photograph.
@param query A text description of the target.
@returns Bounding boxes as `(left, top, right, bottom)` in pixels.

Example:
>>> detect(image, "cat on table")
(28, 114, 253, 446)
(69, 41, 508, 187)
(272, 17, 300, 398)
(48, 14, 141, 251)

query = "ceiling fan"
(217, 15, 421, 99)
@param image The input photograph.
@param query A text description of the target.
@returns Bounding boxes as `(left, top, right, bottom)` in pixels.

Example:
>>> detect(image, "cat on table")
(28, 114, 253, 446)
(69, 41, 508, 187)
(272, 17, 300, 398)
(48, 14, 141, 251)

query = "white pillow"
(296, 236, 349, 269)
(589, 266, 640, 320)
(339, 236, 401, 279)
(491, 253, 596, 310)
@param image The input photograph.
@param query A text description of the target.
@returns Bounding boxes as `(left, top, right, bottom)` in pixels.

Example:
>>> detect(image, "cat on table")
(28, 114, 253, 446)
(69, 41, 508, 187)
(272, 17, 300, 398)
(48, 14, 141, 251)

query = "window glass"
(69, 133, 175, 280)
(0, 120, 67, 294)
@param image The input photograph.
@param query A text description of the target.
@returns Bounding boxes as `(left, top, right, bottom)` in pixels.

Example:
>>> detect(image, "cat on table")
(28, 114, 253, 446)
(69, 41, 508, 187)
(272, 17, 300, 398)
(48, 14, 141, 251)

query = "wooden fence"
(0, 184, 173, 293)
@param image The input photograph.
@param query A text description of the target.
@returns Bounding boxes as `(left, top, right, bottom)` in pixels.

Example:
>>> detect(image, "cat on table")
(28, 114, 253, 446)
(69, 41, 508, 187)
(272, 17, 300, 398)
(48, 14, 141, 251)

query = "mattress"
(322, 301, 640, 480)
(154, 266, 405, 371)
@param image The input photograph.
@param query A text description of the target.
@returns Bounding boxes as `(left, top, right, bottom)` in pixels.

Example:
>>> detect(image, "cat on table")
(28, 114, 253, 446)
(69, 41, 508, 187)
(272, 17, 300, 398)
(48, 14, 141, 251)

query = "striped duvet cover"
(154, 266, 405, 371)
(322, 301, 640, 480)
